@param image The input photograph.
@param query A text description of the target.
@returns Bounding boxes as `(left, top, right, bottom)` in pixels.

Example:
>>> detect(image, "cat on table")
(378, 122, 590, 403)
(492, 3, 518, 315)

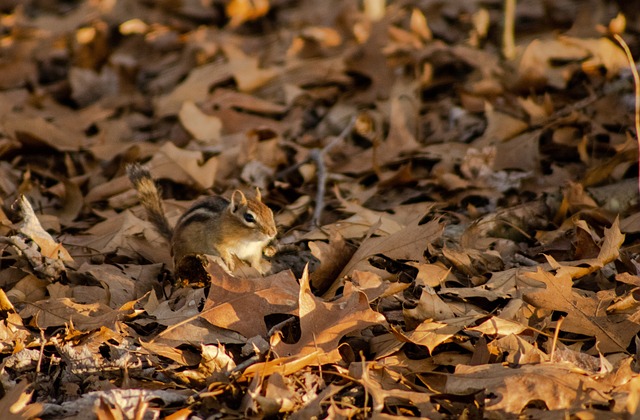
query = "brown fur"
(126, 163, 173, 240)
(126, 163, 277, 273)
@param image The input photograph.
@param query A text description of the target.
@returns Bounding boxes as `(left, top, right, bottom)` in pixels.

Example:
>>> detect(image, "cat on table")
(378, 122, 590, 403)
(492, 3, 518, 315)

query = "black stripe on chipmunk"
(177, 196, 229, 225)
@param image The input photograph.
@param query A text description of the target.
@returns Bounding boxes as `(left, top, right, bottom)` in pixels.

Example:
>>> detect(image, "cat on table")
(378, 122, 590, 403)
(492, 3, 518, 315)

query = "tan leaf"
(154, 61, 232, 117)
(0, 380, 43, 420)
(338, 218, 443, 278)
(308, 232, 355, 293)
(404, 287, 455, 328)
(487, 334, 546, 364)
(223, 44, 279, 92)
(273, 269, 386, 357)
(242, 349, 343, 378)
(226, 0, 269, 28)
(445, 363, 610, 413)
(19, 298, 124, 331)
(467, 317, 528, 337)
(523, 267, 640, 354)
(15, 195, 73, 262)
(146, 141, 218, 189)
(80, 264, 139, 309)
(352, 362, 437, 416)
(548, 217, 625, 280)
(2, 114, 85, 152)
(200, 260, 299, 338)
(394, 315, 480, 353)
(178, 101, 222, 144)
(177, 344, 236, 385)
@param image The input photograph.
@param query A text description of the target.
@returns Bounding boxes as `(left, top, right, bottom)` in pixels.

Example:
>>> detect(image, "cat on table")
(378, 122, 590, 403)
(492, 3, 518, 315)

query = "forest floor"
(2, 0, 640, 418)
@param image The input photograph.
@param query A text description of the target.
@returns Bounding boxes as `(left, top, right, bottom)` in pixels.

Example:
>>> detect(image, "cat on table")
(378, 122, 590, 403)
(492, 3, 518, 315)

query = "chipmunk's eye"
(244, 213, 256, 224)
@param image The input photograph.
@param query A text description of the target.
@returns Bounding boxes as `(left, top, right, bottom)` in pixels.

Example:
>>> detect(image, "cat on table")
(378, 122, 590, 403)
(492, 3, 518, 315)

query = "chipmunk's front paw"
(263, 244, 277, 258)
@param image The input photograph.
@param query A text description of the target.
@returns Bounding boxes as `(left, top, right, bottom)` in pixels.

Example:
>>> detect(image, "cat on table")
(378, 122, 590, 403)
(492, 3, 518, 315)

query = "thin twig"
(310, 116, 357, 226)
(550, 316, 565, 362)
(266, 315, 297, 338)
(502, 0, 516, 60)
(613, 33, 640, 196)
(36, 328, 46, 377)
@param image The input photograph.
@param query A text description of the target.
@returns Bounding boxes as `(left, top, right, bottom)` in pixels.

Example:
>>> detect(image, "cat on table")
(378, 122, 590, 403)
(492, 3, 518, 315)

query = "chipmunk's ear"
(254, 187, 262, 202)
(231, 190, 247, 212)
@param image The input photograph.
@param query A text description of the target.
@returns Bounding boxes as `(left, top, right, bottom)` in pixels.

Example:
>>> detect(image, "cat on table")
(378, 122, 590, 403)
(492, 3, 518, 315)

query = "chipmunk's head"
(230, 189, 277, 240)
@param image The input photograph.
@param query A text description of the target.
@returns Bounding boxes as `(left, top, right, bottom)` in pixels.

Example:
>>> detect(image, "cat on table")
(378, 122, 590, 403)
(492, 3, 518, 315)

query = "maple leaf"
(273, 268, 386, 357)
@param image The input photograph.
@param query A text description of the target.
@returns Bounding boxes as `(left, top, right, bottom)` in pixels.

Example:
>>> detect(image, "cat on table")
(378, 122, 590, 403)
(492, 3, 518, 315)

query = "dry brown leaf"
(20, 298, 125, 331)
(338, 218, 443, 278)
(153, 317, 247, 347)
(146, 142, 218, 189)
(200, 260, 299, 338)
(394, 315, 480, 354)
(345, 20, 395, 102)
(178, 100, 222, 144)
(145, 288, 203, 324)
(273, 269, 386, 357)
(487, 334, 546, 364)
(409, 262, 452, 288)
(177, 344, 236, 385)
(206, 88, 287, 116)
(154, 61, 232, 117)
(524, 268, 640, 354)
(547, 217, 625, 280)
(467, 317, 528, 337)
(516, 38, 591, 89)
(80, 264, 140, 309)
(352, 362, 437, 416)
(0, 380, 43, 420)
(67, 210, 159, 260)
(261, 372, 296, 414)
(242, 349, 343, 378)
(2, 113, 86, 152)
(404, 286, 455, 328)
(349, 270, 407, 302)
(69, 66, 119, 107)
(226, 0, 270, 28)
(14, 195, 73, 263)
(5, 274, 48, 304)
(474, 105, 528, 146)
(308, 232, 354, 293)
(445, 363, 611, 413)
(222, 44, 280, 92)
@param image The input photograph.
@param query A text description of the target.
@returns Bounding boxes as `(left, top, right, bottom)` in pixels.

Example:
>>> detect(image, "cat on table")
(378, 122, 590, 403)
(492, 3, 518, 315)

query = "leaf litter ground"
(1, 0, 640, 418)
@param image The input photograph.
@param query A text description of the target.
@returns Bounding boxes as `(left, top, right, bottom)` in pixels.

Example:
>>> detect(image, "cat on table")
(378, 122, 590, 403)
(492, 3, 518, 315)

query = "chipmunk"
(126, 163, 277, 274)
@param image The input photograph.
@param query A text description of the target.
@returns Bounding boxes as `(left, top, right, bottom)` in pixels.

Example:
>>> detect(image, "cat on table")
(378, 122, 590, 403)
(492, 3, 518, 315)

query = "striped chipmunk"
(126, 163, 277, 275)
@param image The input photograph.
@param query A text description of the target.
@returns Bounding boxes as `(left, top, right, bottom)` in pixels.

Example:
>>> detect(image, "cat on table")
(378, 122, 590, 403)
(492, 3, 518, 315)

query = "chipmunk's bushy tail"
(126, 163, 173, 241)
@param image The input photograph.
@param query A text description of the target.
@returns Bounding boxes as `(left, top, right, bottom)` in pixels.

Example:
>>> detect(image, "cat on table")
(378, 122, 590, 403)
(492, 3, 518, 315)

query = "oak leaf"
(200, 260, 299, 338)
(523, 267, 640, 353)
(273, 269, 386, 357)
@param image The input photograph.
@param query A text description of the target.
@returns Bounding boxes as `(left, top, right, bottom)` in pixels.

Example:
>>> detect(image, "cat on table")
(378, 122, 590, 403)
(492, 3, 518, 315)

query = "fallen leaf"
(20, 298, 125, 331)
(523, 267, 640, 354)
(444, 362, 611, 413)
(273, 269, 386, 357)
(338, 218, 443, 278)
(200, 259, 299, 338)
(0, 380, 43, 420)
(178, 101, 222, 144)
